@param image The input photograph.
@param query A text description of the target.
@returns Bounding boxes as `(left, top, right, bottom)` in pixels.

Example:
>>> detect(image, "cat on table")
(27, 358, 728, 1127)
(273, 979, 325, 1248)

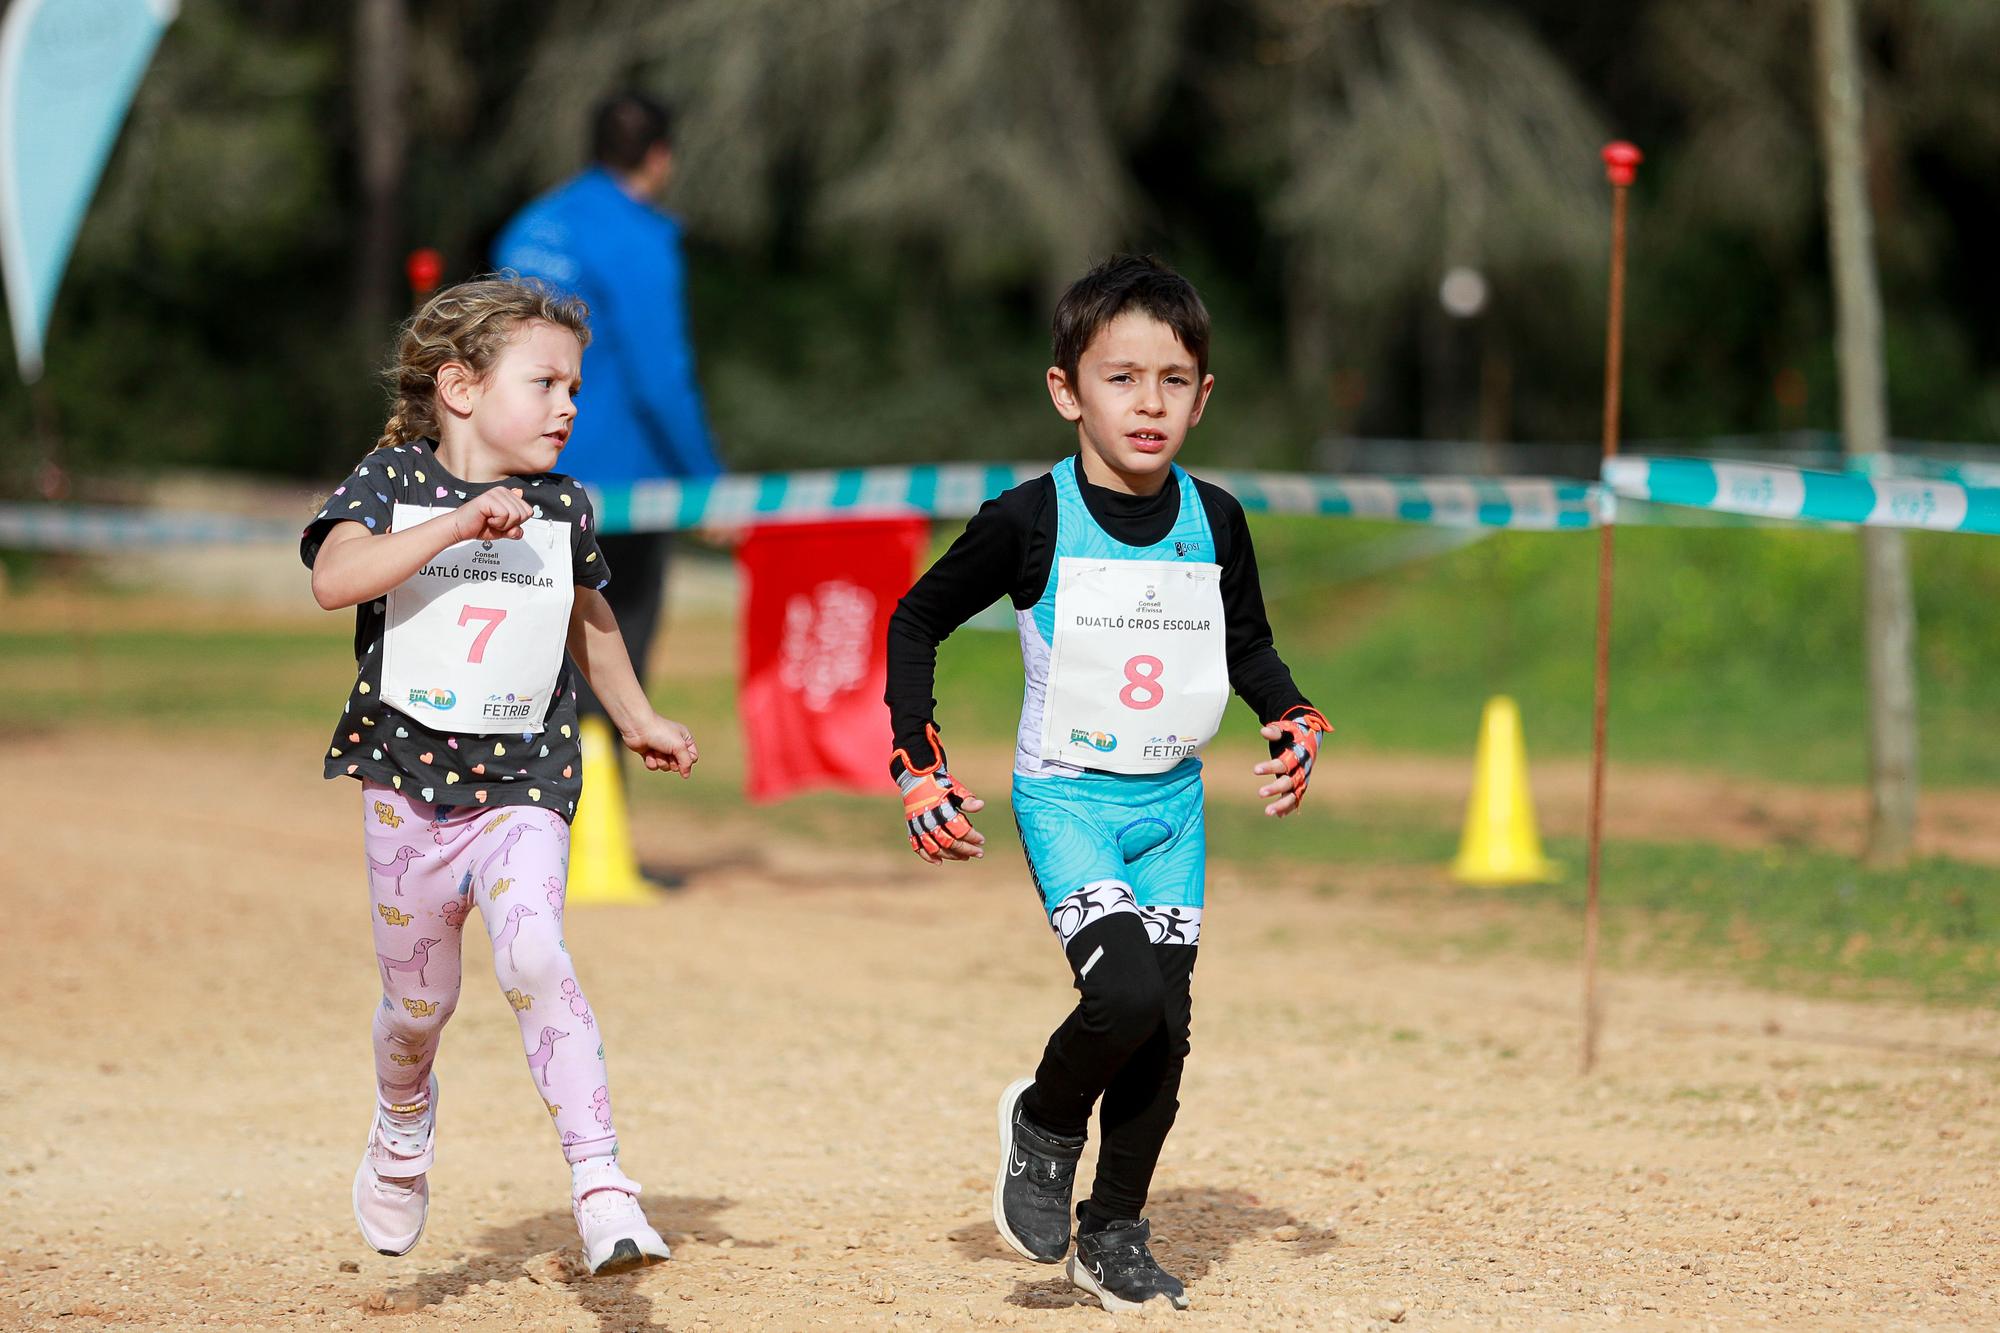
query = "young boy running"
(885, 255, 1329, 1312)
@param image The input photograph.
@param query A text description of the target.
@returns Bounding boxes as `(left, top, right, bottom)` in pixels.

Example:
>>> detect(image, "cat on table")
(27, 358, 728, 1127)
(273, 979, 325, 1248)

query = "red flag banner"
(736, 518, 929, 803)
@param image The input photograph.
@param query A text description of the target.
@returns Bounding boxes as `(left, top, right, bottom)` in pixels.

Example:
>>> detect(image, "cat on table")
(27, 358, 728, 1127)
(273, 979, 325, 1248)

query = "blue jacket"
(493, 167, 721, 485)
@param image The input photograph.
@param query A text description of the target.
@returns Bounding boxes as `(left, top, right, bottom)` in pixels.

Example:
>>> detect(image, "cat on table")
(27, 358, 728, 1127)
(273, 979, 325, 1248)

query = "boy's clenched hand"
(1253, 707, 1331, 817)
(891, 723, 985, 863)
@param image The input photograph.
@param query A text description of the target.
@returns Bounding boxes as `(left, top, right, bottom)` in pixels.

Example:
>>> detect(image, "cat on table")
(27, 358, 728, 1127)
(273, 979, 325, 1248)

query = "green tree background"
(3, 0, 1996, 488)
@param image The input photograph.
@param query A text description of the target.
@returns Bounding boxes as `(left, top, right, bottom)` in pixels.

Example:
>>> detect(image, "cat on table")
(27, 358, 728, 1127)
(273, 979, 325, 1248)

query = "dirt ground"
(1314, 752, 2000, 867)
(4, 728, 1998, 1332)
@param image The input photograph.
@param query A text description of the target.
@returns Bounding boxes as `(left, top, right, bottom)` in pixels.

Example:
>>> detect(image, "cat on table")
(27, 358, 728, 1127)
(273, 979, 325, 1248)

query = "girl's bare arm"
(310, 489, 533, 610)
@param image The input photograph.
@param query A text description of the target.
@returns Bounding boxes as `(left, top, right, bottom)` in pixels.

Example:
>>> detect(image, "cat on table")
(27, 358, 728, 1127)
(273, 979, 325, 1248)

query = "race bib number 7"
(458, 605, 507, 662)
(379, 503, 574, 734)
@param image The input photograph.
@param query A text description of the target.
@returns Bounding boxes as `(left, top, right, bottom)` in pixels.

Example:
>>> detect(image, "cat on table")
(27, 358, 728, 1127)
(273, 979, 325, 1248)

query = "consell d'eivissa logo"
(406, 687, 458, 711)
(1069, 728, 1118, 753)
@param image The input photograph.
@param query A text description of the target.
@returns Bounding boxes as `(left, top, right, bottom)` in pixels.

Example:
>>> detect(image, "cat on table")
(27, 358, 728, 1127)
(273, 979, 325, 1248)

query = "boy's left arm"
(1204, 484, 1331, 817)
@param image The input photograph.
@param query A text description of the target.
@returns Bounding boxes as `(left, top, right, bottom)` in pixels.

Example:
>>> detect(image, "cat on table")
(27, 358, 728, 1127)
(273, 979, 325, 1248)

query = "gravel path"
(4, 730, 1996, 1331)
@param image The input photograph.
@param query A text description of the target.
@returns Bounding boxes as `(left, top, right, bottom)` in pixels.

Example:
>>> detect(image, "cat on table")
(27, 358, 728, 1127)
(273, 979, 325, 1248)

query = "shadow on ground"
(960, 1184, 1339, 1309)
(374, 1195, 742, 1331)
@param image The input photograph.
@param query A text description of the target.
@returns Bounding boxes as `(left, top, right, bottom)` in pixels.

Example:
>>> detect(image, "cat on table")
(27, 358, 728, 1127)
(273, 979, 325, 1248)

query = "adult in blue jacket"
(494, 91, 720, 736)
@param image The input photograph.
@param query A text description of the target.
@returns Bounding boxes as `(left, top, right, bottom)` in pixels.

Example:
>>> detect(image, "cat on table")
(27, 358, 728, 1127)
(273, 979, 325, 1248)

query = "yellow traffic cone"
(566, 716, 657, 905)
(1450, 695, 1560, 886)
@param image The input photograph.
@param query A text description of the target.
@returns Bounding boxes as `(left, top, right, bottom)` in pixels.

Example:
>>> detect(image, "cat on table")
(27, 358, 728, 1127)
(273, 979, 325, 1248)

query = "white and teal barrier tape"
(7, 455, 1998, 549)
(0, 466, 1604, 548)
(1203, 471, 1596, 530)
(1603, 457, 2000, 536)
(604, 463, 1044, 534)
(602, 465, 1598, 534)
(0, 502, 300, 550)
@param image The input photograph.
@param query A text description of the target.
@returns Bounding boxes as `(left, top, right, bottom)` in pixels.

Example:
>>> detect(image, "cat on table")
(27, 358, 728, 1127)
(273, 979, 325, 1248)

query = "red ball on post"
(404, 248, 445, 297)
(1601, 141, 1643, 187)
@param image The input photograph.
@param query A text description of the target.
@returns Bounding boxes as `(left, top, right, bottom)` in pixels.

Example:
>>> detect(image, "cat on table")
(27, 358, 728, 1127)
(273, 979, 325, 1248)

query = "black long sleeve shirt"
(886, 456, 1313, 766)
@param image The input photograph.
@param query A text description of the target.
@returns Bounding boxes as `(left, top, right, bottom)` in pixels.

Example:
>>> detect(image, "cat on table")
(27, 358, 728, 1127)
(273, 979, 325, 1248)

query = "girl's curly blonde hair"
(375, 275, 592, 452)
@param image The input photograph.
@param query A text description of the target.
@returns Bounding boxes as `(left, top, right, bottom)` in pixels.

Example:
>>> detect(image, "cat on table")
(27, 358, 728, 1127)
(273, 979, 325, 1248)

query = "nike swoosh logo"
(1008, 1152, 1029, 1177)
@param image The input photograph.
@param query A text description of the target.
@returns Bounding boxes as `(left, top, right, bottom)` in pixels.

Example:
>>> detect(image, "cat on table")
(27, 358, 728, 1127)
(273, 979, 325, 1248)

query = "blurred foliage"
(1, 0, 1998, 488)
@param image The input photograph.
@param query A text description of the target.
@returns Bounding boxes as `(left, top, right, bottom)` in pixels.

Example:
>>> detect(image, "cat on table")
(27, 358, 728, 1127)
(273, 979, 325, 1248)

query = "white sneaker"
(571, 1158, 671, 1274)
(352, 1076, 438, 1257)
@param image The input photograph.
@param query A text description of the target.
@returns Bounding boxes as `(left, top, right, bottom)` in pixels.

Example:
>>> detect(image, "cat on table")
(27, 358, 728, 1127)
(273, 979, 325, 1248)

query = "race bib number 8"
(379, 503, 574, 735)
(1120, 654, 1166, 710)
(1040, 557, 1229, 774)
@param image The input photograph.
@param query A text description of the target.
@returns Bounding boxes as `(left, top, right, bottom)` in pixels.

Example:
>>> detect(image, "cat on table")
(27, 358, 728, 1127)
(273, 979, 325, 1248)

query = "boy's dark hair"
(591, 91, 673, 171)
(1051, 254, 1210, 382)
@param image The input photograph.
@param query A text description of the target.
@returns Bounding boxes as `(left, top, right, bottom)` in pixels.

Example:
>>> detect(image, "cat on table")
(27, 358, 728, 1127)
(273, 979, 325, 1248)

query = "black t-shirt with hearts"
(300, 440, 613, 821)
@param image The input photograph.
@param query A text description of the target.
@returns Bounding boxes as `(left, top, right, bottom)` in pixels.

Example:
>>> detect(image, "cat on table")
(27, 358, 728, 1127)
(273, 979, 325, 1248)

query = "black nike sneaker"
(992, 1077, 1084, 1263)
(1067, 1215, 1189, 1311)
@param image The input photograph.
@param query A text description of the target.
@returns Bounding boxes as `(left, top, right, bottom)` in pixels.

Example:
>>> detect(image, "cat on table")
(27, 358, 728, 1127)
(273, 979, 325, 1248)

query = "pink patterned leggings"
(361, 783, 615, 1164)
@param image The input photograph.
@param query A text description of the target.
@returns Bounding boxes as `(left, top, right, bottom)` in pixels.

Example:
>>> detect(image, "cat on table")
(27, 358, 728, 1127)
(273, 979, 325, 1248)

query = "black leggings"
(1020, 911, 1196, 1221)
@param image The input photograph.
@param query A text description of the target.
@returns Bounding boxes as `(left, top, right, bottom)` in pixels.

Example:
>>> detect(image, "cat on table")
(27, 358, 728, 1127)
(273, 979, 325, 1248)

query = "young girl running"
(301, 277, 697, 1273)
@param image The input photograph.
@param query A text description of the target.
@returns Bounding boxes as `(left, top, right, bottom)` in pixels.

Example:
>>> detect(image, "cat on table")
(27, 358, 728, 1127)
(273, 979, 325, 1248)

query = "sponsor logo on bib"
(483, 691, 537, 721)
(1144, 733, 1201, 761)
(1069, 728, 1119, 753)
(407, 687, 458, 712)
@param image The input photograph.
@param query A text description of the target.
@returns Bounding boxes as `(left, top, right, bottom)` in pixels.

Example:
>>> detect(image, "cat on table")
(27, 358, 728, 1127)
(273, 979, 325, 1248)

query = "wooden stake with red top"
(1582, 141, 1641, 1075)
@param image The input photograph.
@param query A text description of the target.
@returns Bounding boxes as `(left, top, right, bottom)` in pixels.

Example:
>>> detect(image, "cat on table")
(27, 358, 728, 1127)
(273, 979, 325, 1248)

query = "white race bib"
(1039, 557, 1229, 774)
(379, 503, 574, 735)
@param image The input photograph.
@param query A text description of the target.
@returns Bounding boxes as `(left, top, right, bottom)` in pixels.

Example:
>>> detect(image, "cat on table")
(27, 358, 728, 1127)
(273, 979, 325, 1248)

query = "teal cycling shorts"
(1010, 760, 1206, 947)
